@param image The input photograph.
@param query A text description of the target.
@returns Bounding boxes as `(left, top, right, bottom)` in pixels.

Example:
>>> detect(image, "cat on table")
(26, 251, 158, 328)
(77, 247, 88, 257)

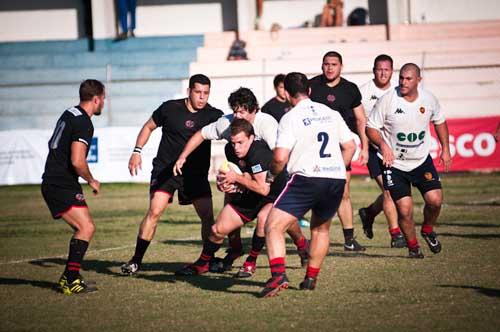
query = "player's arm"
(268, 147, 290, 181)
(340, 139, 356, 167)
(71, 141, 100, 195)
(173, 130, 205, 176)
(366, 127, 393, 167)
(129, 117, 157, 176)
(434, 121, 452, 172)
(222, 170, 270, 196)
(353, 104, 369, 165)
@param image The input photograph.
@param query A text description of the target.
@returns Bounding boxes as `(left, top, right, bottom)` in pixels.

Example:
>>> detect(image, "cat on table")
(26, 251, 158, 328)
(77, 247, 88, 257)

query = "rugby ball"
(219, 160, 243, 174)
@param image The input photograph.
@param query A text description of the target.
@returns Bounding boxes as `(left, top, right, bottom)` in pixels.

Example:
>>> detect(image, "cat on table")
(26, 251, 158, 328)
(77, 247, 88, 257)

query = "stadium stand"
(0, 35, 203, 130)
(190, 21, 500, 118)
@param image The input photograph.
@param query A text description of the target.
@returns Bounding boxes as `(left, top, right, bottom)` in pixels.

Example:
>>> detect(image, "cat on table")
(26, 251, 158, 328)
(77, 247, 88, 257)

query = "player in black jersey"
(309, 51, 368, 252)
(261, 74, 292, 123)
(121, 74, 223, 275)
(175, 119, 287, 277)
(41, 79, 105, 295)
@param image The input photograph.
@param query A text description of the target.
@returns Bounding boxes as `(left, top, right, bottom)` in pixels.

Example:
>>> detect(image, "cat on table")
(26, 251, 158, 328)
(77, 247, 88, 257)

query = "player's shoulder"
(204, 103, 224, 115)
(63, 106, 90, 125)
(340, 77, 359, 90)
(255, 111, 278, 125)
(309, 74, 324, 85)
(358, 79, 373, 92)
(247, 139, 271, 161)
(418, 88, 439, 103)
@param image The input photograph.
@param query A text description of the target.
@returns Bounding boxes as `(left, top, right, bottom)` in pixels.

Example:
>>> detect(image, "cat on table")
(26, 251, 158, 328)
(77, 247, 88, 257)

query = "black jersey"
(42, 106, 94, 186)
(309, 75, 362, 134)
(151, 99, 223, 174)
(225, 140, 286, 201)
(261, 97, 291, 123)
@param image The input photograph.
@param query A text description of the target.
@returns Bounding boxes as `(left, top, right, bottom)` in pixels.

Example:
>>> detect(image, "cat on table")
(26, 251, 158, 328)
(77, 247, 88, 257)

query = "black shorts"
(150, 169, 211, 205)
(381, 155, 442, 202)
(367, 145, 382, 179)
(228, 194, 274, 223)
(41, 182, 87, 219)
(274, 174, 345, 221)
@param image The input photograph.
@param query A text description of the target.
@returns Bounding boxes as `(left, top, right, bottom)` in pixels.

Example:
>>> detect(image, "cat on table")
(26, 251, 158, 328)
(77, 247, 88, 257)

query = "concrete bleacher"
(190, 21, 500, 118)
(0, 35, 203, 130)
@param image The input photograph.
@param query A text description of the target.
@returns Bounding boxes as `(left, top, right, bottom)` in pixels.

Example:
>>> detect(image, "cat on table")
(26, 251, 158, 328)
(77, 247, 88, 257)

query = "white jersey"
(201, 112, 278, 148)
(367, 87, 446, 172)
(276, 98, 354, 179)
(359, 79, 395, 117)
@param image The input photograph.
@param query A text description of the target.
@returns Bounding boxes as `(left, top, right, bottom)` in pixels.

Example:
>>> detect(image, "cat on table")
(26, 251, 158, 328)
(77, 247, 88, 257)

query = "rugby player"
(366, 63, 452, 258)
(309, 51, 368, 251)
(120, 74, 223, 275)
(41, 79, 105, 294)
(357, 54, 405, 248)
(261, 72, 356, 297)
(261, 74, 292, 122)
(175, 118, 287, 277)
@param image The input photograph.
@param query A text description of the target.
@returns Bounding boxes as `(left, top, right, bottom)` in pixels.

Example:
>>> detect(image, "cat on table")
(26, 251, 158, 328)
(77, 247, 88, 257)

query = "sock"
(132, 236, 150, 265)
(65, 238, 89, 282)
(421, 223, 434, 234)
(407, 238, 419, 250)
(245, 231, 265, 265)
(294, 235, 307, 251)
(389, 227, 402, 237)
(343, 228, 354, 242)
(195, 240, 221, 267)
(228, 231, 243, 253)
(306, 266, 320, 279)
(269, 257, 286, 277)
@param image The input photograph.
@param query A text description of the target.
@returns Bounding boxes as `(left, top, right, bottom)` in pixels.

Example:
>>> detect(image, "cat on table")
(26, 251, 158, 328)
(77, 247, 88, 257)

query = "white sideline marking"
(0, 236, 200, 265)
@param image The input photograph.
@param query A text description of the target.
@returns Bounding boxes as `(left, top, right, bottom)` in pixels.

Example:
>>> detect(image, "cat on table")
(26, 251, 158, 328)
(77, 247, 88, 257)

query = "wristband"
(133, 146, 142, 154)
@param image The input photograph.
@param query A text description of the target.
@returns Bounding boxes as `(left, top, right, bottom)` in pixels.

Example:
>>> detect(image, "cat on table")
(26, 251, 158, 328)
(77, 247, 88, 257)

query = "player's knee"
(148, 207, 164, 221)
(426, 199, 442, 211)
(81, 221, 96, 238)
(210, 224, 226, 241)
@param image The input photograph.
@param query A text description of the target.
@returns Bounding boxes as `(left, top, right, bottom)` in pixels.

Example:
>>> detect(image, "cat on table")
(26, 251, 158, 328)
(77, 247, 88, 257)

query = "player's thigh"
(382, 165, 412, 202)
(148, 191, 172, 217)
(412, 156, 442, 199)
(394, 196, 413, 218)
(192, 195, 214, 220)
(266, 207, 297, 234)
(61, 205, 95, 235)
(213, 205, 245, 236)
(180, 173, 212, 205)
(342, 171, 351, 197)
(313, 178, 345, 221)
(256, 202, 273, 233)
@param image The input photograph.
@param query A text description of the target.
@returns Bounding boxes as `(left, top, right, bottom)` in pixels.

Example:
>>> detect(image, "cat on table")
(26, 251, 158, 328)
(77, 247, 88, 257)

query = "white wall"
(0, 9, 78, 42)
(91, 0, 117, 39)
(388, 0, 500, 24)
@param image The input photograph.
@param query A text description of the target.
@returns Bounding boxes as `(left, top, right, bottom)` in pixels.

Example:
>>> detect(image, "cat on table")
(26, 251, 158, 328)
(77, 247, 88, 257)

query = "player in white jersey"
(366, 63, 451, 259)
(357, 54, 403, 248)
(174, 87, 310, 271)
(260, 72, 356, 297)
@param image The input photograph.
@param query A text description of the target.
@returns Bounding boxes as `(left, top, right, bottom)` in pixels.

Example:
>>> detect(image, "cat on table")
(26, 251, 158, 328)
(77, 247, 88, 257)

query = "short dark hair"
(230, 118, 255, 137)
(79, 79, 105, 102)
(189, 74, 211, 88)
(284, 72, 309, 98)
(228, 87, 259, 113)
(400, 63, 421, 77)
(273, 74, 286, 88)
(374, 54, 393, 68)
(322, 51, 343, 64)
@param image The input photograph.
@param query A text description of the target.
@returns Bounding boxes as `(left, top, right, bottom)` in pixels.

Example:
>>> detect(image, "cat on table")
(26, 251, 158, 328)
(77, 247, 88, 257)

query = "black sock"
(65, 238, 89, 282)
(132, 237, 150, 265)
(246, 230, 265, 264)
(195, 240, 221, 266)
(343, 228, 354, 243)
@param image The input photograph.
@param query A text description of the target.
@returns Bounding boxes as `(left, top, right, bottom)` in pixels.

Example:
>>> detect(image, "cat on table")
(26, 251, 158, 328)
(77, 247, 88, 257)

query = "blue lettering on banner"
(87, 137, 98, 163)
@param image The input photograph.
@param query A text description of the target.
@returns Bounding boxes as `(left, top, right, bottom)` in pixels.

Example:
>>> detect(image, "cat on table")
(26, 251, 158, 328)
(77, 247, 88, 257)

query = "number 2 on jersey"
(317, 132, 331, 158)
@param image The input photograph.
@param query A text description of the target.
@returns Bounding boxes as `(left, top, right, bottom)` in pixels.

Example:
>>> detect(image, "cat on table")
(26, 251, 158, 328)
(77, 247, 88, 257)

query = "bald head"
(400, 63, 421, 78)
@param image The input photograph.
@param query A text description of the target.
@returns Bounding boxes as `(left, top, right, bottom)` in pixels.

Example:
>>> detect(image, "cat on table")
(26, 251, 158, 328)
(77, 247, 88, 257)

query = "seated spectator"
(319, 0, 343, 27)
(347, 7, 368, 26)
(227, 31, 248, 61)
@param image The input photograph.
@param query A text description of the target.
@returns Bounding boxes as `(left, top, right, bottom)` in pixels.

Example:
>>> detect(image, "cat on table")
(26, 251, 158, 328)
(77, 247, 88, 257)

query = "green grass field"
(1, 173, 499, 332)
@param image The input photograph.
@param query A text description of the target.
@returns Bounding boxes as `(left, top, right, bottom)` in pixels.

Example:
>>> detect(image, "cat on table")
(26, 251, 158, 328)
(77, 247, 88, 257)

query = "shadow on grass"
(437, 284, 500, 297)
(439, 222, 500, 229)
(0, 277, 58, 292)
(439, 232, 500, 240)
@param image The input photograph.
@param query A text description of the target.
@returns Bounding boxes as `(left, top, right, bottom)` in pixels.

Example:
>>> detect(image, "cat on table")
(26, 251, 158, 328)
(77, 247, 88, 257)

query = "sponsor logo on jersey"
(396, 131, 426, 142)
(327, 94, 336, 103)
(251, 164, 263, 173)
(75, 193, 85, 201)
(424, 172, 434, 181)
(185, 120, 195, 128)
(87, 137, 98, 163)
(419, 107, 426, 114)
(313, 165, 321, 172)
(395, 108, 405, 114)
